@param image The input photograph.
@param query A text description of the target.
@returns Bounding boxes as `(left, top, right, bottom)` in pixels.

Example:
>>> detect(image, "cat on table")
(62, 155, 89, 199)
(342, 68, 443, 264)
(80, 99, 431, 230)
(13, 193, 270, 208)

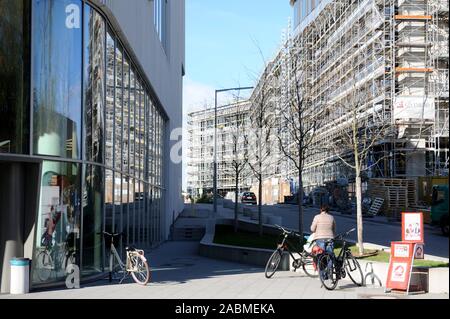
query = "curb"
(276, 204, 436, 230)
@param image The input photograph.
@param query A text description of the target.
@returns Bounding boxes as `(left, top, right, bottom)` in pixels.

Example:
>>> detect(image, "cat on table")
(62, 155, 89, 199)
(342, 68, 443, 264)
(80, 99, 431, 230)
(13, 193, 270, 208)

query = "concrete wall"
(0, 162, 39, 293)
(93, 0, 185, 239)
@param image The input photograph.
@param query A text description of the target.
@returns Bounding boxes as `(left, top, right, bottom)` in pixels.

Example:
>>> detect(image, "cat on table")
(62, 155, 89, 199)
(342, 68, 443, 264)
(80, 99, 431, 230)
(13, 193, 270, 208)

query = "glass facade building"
(0, 0, 168, 289)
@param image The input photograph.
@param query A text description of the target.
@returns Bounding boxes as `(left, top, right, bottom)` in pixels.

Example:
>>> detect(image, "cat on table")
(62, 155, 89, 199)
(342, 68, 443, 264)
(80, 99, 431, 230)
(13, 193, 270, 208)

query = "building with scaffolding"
(187, 101, 254, 197)
(269, 0, 449, 194)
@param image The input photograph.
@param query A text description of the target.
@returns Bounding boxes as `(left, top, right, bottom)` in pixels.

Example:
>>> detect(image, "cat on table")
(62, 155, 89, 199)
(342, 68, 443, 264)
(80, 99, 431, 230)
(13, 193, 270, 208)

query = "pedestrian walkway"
(1, 242, 447, 299)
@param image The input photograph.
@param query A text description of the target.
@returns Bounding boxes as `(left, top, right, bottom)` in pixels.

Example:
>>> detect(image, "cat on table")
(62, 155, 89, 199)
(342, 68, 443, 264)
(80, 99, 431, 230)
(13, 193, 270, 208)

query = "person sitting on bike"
(310, 205, 336, 255)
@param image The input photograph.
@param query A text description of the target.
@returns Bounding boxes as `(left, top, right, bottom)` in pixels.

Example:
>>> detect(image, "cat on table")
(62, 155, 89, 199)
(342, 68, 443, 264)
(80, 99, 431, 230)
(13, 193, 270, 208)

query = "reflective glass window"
(105, 31, 114, 168)
(114, 172, 122, 247)
(137, 79, 145, 181)
(33, 0, 82, 159)
(147, 101, 153, 184)
(130, 178, 136, 243)
(114, 45, 123, 172)
(33, 161, 81, 284)
(0, 0, 30, 154)
(151, 103, 156, 186)
(129, 69, 136, 178)
(104, 169, 114, 233)
(82, 164, 103, 275)
(150, 187, 155, 244)
(122, 175, 130, 246)
(83, 6, 105, 163)
(123, 56, 130, 174)
(154, 0, 166, 44)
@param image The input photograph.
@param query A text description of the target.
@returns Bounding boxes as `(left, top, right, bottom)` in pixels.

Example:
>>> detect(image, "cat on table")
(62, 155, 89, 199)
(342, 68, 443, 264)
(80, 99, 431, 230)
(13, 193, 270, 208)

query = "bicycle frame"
(277, 232, 313, 261)
(110, 242, 124, 268)
(108, 241, 147, 278)
(324, 237, 353, 278)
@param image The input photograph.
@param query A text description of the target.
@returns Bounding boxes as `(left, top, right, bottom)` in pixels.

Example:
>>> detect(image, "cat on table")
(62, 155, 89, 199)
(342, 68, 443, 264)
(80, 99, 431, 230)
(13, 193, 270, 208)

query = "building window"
(33, 161, 81, 285)
(83, 5, 105, 164)
(153, 0, 166, 46)
(0, 0, 30, 155)
(32, 0, 83, 159)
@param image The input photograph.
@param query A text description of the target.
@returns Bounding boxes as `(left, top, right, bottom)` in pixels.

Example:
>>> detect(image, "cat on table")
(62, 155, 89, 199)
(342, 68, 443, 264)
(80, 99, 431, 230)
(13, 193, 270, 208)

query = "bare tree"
(327, 77, 392, 255)
(223, 95, 251, 232)
(277, 39, 323, 238)
(248, 64, 276, 236)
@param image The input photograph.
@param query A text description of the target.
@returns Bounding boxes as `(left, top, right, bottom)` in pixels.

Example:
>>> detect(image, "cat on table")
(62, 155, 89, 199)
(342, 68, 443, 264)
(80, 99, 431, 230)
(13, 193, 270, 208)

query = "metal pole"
(213, 87, 254, 217)
(213, 91, 218, 215)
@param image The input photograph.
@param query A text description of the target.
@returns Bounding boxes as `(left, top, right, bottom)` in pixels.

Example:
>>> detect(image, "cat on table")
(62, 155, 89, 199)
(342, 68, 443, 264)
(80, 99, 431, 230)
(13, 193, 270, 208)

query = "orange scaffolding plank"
(395, 15, 432, 20)
(396, 67, 434, 73)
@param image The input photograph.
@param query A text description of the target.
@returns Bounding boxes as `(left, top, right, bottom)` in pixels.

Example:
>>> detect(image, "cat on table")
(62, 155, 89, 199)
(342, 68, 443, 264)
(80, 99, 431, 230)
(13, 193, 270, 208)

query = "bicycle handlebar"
(334, 228, 356, 240)
(100, 231, 123, 238)
(274, 224, 302, 238)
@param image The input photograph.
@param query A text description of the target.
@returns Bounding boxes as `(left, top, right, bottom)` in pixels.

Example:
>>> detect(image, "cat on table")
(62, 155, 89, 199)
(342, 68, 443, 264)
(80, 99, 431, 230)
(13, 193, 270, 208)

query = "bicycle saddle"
(103, 231, 122, 238)
(126, 246, 137, 252)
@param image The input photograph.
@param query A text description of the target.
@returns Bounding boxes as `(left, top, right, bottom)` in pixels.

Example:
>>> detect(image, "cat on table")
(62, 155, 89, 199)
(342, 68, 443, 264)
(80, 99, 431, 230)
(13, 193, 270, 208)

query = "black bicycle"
(265, 225, 319, 279)
(317, 228, 364, 290)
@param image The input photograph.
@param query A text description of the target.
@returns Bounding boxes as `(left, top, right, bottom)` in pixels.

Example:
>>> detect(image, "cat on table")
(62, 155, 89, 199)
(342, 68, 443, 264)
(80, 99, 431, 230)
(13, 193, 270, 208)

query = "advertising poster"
(394, 244, 410, 258)
(391, 262, 408, 283)
(402, 212, 424, 243)
(386, 242, 415, 291)
(415, 244, 425, 260)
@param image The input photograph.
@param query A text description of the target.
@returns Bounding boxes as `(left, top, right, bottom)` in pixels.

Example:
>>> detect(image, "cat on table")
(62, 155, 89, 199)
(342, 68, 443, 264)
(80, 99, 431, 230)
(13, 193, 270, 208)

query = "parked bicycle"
(102, 231, 150, 285)
(36, 234, 76, 282)
(265, 225, 319, 279)
(317, 228, 364, 290)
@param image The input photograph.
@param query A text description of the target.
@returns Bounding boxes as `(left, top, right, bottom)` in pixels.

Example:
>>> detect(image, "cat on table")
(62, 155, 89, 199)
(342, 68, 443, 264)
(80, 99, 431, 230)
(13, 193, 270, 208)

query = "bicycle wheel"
(344, 254, 364, 286)
(130, 254, 150, 285)
(301, 255, 318, 278)
(265, 249, 282, 279)
(36, 251, 52, 282)
(317, 253, 338, 290)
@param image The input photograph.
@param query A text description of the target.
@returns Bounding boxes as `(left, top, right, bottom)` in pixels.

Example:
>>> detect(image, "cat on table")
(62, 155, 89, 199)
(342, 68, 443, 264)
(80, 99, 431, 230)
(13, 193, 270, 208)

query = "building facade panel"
(0, 0, 184, 293)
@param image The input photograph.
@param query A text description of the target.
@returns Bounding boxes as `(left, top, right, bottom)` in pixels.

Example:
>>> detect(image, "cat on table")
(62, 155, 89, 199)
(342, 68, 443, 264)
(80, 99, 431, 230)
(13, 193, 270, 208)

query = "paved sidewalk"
(1, 242, 447, 299)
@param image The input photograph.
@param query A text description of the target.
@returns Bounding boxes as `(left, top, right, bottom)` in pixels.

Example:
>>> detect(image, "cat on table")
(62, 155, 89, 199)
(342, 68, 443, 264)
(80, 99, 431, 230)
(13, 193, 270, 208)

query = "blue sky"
(183, 0, 292, 112)
(182, 1, 292, 190)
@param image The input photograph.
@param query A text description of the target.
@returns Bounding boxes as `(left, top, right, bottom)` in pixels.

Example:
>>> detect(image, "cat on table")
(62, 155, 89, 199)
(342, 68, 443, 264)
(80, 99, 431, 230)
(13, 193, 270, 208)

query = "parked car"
(239, 192, 257, 205)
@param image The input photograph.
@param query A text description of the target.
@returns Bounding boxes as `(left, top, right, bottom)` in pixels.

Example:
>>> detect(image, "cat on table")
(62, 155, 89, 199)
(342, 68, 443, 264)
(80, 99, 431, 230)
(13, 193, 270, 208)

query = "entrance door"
(0, 161, 40, 293)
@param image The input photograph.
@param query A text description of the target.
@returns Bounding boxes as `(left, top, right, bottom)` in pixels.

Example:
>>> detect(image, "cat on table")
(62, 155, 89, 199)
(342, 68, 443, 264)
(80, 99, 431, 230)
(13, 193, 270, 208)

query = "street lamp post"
(213, 87, 254, 215)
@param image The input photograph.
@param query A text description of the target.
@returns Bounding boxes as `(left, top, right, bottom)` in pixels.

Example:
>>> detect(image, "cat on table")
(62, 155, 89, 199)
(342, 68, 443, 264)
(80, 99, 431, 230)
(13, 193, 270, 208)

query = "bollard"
(10, 258, 30, 294)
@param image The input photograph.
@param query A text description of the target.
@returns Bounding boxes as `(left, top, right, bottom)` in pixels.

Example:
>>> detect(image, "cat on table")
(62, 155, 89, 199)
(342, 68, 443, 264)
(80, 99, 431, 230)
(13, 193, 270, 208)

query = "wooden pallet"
(367, 178, 416, 218)
(369, 178, 417, 206)
(367, 197, 384, 216)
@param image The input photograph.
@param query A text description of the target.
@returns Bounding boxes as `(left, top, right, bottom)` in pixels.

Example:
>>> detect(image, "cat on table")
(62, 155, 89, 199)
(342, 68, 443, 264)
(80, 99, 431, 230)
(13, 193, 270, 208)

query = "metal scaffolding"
(187, 101, 253, 196)
(260, 0, 449, 191)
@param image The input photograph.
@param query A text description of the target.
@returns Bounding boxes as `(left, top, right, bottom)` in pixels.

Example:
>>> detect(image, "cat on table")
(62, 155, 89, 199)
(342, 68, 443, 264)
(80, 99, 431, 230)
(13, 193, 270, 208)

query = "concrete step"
(172, 228, 206, 241)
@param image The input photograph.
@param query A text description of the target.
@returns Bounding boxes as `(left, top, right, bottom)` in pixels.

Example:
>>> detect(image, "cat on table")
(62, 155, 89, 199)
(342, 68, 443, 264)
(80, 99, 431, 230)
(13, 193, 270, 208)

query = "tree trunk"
(258, 174, 263, 236)
(353, 109, 364, 256)
(355, 174, 364, 256)
(234, 171, 239, 233)
(298, 173, 304, 239)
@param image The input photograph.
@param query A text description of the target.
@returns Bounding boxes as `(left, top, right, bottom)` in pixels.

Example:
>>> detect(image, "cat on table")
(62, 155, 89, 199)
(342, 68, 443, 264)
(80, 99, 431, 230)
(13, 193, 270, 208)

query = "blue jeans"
(316, 239, 334, 280)
(315, 239, 334, 255)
